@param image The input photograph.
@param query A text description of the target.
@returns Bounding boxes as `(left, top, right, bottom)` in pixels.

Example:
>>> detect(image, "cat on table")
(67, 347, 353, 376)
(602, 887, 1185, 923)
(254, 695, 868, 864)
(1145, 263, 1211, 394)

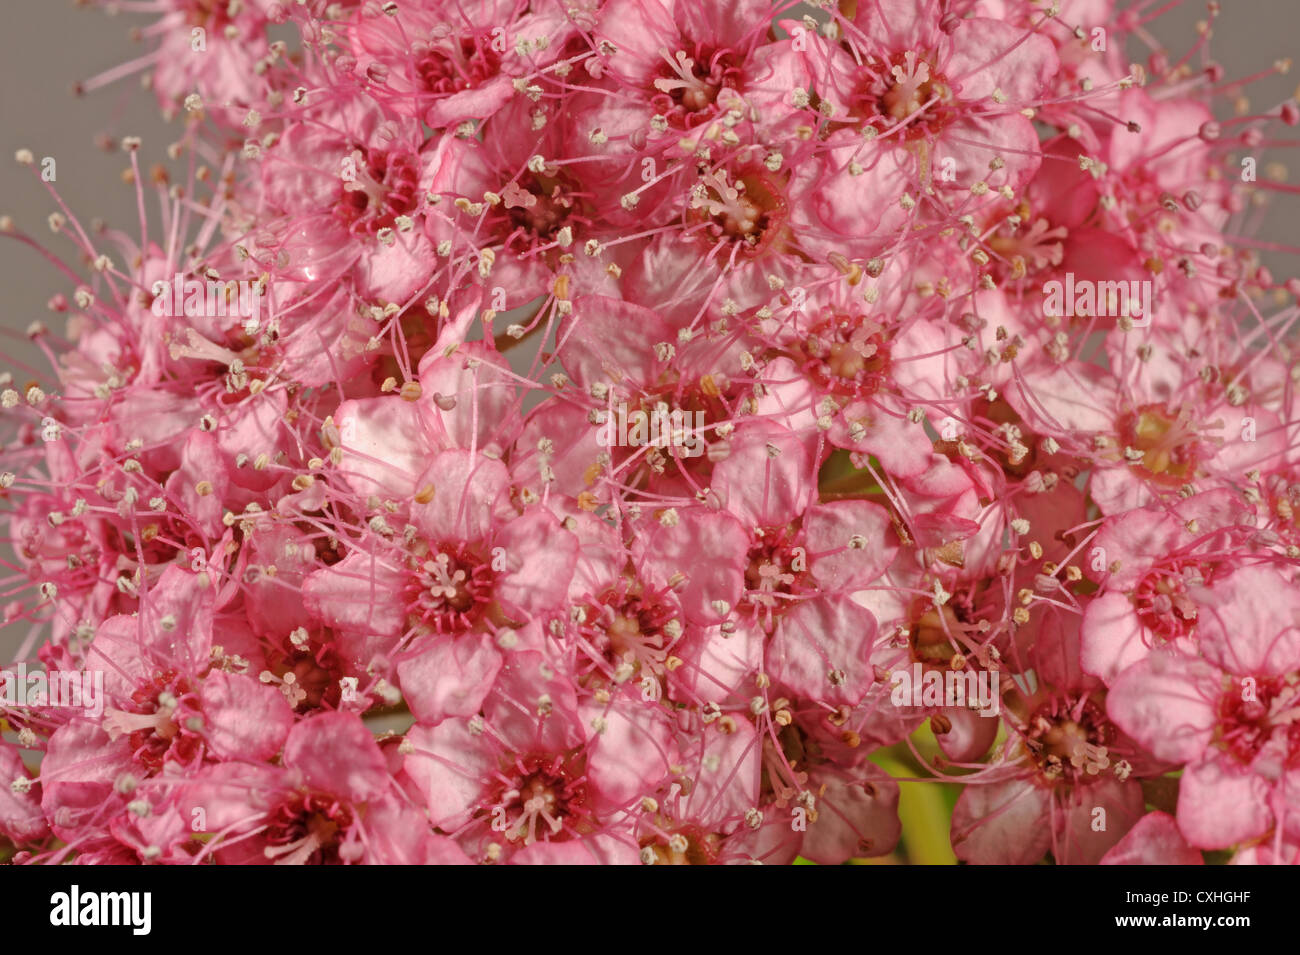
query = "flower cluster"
(1, 0, 1297, 864)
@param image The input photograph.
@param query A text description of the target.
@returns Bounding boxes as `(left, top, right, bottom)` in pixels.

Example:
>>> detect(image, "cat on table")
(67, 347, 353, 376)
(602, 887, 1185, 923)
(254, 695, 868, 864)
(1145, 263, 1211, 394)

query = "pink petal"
(397, 634, 503, 724)
(283, 711, 390, 803)
(200, 670, 296, 762)
(1101, 811, 1204, 865)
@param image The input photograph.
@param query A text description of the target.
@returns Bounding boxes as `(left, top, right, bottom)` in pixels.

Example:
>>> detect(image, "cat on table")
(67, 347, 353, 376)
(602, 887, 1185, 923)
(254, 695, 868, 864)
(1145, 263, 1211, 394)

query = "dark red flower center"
(403, 542, 496, 635)
(489, 752, 592, 844)
(1133, 556, 1210, 643)
(335, 147, 421, 236)
(1215, 675, 1300, 768)
(104, 669, 203, 773)
(416, 35, 503, 97)
(263, 791, 356, 865)
(575, 578, 681, 693)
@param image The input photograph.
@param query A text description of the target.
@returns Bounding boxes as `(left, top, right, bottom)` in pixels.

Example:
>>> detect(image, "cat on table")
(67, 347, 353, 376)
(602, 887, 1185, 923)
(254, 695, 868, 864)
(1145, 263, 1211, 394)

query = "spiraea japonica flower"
(1, 0, 1298, 866)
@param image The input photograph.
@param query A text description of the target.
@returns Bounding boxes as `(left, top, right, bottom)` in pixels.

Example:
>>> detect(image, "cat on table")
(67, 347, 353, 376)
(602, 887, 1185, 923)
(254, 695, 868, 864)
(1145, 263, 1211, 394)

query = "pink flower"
(304, 448, 579, 682)
(1079, 489, 1255, 683)
(8, 0, 1300, 866)
(401, 651, 668, 863)
(177, 711, 454, 864)
(799, 1, 1059, 247)
(345, 0, 576, 131)
(1107, 563, 1300, 849)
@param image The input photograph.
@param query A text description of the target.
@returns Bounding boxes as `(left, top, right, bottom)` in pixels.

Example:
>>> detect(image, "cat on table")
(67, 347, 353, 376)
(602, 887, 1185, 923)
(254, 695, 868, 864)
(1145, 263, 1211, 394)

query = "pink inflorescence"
(0, 0, 1298, 865)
